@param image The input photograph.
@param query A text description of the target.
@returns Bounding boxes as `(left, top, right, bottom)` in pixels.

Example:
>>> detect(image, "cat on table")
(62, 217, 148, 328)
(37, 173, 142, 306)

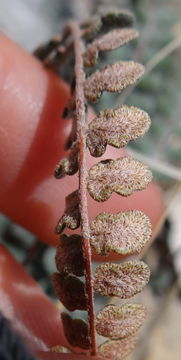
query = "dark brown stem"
(68, 21, 97, 356)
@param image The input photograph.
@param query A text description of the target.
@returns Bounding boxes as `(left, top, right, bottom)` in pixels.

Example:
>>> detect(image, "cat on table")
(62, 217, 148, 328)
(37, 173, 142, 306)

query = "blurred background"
(0, 1, 181, 359)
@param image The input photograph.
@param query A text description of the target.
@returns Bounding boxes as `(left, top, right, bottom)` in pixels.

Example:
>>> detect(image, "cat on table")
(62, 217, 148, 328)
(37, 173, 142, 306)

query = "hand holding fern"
(0, 34, 164, 359)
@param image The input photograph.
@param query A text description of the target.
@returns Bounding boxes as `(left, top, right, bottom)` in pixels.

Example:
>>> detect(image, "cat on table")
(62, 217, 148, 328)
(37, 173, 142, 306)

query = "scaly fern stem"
(69, 20, 97, 356)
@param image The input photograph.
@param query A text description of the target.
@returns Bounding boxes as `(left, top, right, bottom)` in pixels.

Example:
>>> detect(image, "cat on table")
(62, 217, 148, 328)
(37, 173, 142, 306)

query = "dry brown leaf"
(90, 210, 152, 256)
(54, 143, 79, 179)
(55, 190, 80, 234)
(86, 105, 151, 157)
(55, 234, 85, 277)
(100, 7, 134, 29)
(81, 8, 134, 41)
(52, 273, 88, 311)
(61, 313, 90, 350)
(94, 261, 150, 298)
(96, 303, 147, 339)
(87, 157, 152, 202)
(84, 28, 139, 67)
(98, 335, 138, 360)
(51, 345, 72, 353)
(81, 16, 102, 41)
(84, 61, 144, 102)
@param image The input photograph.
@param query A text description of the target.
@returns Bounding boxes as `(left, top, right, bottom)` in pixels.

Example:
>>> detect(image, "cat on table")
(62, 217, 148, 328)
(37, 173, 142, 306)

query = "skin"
(0, 34, 164, 359)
